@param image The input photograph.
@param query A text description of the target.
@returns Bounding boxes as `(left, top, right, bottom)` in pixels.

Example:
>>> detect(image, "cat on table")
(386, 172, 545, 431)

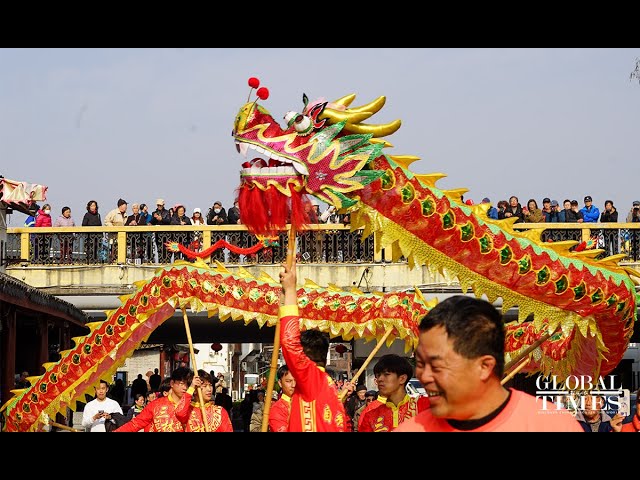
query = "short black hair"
(419, 296, 505, 378)
(159, 378, 171, 394)
(197, 369, 214, 385)
(301, 329, 330, 366)
(373, 354, 414, 387)
(277, 364, 290, 380)
(171, 367, 192, 383)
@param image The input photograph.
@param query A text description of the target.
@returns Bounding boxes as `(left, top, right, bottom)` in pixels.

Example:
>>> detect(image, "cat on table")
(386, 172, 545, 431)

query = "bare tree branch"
(631, 58, 640, 85)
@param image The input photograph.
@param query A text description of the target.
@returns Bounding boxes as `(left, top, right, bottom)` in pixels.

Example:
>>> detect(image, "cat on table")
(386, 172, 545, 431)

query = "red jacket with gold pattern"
(359, 394, 430, 432)
(175, 390, 233, 432)
(115, 394, 187, 432)
(268, 394, 291, 432)
(280, 305, 347, 432)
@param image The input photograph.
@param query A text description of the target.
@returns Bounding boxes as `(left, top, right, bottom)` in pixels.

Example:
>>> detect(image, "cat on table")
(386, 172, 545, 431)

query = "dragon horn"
(332, 94, 356, 107)
(345, 96, 386, 114)
(320, 109, 374, 124)
(343, 119, 402, 138)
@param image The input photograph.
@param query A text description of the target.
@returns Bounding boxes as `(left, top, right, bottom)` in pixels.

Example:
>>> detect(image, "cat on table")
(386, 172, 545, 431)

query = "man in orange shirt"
(268, 364, 296, 432)
(394, 296, 583, 432)
(279, 257, 347, 431)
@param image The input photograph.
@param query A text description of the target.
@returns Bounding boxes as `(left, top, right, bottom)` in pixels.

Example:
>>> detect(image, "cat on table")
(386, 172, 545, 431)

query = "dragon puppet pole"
(261, 225, 297, 432)
(502, 325, 560, 376)
(501, 357, 531, 385)
(338, 326, 395, 403)
(181, 308, 211, 432)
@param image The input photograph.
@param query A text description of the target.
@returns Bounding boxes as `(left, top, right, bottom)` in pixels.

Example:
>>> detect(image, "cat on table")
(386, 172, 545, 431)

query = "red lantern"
(335, 344, 348, 356)
(173, 352, 181, 361)
(211, 343, 223, 353)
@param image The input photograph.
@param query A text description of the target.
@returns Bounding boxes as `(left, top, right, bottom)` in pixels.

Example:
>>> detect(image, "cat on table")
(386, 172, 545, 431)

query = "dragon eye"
(284, 111, 298, 126)
(293, 115, 312, 133)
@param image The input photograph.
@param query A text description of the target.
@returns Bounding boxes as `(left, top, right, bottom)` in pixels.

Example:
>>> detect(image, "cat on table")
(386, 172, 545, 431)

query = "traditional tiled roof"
(0, 272, 90, 325)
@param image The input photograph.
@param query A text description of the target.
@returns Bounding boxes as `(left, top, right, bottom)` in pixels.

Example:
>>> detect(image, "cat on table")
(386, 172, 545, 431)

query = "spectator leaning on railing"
(580, 195, 599, 223)
(626, 200, 640, 223)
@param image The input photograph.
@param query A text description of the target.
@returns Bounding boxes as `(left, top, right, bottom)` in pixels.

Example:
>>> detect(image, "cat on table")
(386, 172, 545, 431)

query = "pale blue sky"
(1, 48, 639, 223)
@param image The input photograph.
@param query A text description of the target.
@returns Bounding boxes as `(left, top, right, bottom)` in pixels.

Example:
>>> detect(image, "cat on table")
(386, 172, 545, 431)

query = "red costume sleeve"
(279, 306, 325, 402)
(268, 398, 290, 432)
(174, 390, 194, 425)
(115, 401, 154, 432)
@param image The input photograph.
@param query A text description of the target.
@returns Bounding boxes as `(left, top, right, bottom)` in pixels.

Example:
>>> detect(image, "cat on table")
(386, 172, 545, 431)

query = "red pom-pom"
(248, 77, 260, 88)
(257, 87, 269, 100)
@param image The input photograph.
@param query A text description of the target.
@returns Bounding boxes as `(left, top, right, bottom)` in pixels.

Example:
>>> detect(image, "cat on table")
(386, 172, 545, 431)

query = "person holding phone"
(81, 379, 123, 432)
(621, 389, 640, 432)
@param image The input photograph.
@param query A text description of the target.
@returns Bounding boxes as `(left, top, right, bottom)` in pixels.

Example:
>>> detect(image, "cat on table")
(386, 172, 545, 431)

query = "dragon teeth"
(235, 142, 249, 158)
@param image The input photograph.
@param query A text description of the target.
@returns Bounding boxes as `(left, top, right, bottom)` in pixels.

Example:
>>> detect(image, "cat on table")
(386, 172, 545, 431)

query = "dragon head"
(232, 80, 401, 234)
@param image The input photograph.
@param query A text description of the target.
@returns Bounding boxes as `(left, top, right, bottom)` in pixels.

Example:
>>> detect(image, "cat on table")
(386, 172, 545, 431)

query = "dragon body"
(232, 87, 638, 382)
(3, 82, 637, 431)
(1, 261, 425, 431)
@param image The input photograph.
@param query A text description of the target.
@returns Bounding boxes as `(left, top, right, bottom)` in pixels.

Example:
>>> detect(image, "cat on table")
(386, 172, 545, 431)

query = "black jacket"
(207, 207, 228, 225)
(82, 211, 102, 226)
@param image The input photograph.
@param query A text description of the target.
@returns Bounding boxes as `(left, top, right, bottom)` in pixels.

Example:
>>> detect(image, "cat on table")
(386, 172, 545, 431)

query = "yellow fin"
(415, 173, 447, 188)
(389, 155, 420, 170)
(235, 266, 254, 279)
(85, 321, 103, 332)
(192, 258, 209, 269)
(304, 278, 321, 289)
(442, 188, 469, 204)
(214, 261, 230, 273)
(597, 254, 627, 266)
(518, 229, 545, 243)
(545, 241, 580, 255)
(327, 283, 343, 293)
(369, 138, 393, 148)
(469, 203, 490, 218)
(572, 249, 606, 260)
(257, 272, 277, 284)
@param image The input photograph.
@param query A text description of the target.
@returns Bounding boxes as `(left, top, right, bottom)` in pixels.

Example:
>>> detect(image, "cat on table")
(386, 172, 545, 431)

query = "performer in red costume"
(359, 354, 430, 432)
(115, 367, 192, 432)
(268, 364, 296, 432)
(175, 370, 233, 432)
(279, 257, 347, 431)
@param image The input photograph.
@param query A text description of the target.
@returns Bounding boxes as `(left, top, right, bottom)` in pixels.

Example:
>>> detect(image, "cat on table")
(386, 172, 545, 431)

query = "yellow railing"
(6, 224, 382, 266)
(6, 222, 640, 266)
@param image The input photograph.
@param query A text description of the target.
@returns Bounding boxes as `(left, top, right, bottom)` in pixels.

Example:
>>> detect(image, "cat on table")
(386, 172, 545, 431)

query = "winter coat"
(35, 209, 52, 227)
(82, 211, 102, 226)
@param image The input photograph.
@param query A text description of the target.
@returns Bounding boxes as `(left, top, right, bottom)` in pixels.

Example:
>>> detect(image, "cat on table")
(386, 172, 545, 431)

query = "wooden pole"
(503, 325, 559, 374)
(338, 326, 394, 403)
(261, 226, 296, 432)
(40, 413, 80, 432)
(501, 357, 531, 385)
(182, 308, 210, 432)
